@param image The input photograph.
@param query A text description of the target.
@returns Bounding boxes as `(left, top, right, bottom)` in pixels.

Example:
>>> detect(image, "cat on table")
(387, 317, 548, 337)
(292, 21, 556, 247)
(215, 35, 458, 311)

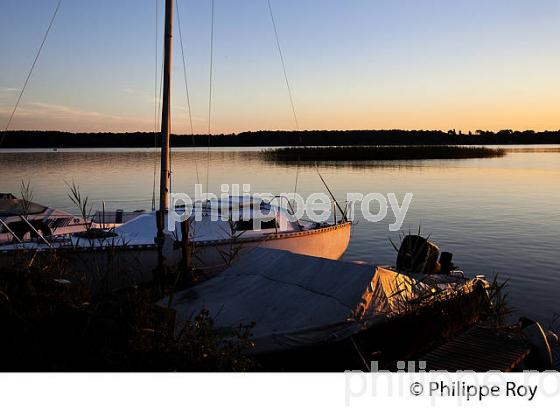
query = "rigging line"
(316, 165, 346, 220)
(175, 0, 194, 136)
(0, 0, 63, 146)
(176, 0, 200, 186)
(169, 133, 173, 194)
(290, 163, 300, 217)
(206, 0, 215, 194)
(292, 163, 300, 197)
(152, 0, 159, 211)
(153, 32, 166, 210)
(267, 0, 302, 205)
(267, 0, 300, 134)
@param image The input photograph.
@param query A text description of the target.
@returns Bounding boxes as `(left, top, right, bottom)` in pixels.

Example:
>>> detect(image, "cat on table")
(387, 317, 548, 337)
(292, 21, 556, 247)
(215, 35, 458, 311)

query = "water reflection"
(0, 146, 559, 322)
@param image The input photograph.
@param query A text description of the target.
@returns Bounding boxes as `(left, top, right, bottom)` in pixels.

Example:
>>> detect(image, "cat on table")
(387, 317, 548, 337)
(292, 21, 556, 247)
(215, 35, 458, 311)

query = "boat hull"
(191, 222, 352, 272)
(0, 222, 352, 291)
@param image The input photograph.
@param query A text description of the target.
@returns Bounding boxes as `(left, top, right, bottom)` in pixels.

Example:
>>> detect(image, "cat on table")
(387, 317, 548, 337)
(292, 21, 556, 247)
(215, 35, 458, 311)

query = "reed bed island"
(263, 145, 506, 163)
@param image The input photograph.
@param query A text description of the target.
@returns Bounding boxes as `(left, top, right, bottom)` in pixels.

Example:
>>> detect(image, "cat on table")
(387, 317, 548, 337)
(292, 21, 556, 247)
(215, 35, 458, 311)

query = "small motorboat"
(163, 246, 490, 369)
(0, 193, 89, 244)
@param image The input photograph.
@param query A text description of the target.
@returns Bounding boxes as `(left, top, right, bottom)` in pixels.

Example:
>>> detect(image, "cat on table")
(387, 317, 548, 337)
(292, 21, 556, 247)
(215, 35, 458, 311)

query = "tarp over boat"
(166, 248, 423, 354)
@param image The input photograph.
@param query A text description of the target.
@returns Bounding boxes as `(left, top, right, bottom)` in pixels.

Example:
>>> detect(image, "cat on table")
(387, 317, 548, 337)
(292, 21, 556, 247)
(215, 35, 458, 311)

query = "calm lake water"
(1, 146, 559, 323)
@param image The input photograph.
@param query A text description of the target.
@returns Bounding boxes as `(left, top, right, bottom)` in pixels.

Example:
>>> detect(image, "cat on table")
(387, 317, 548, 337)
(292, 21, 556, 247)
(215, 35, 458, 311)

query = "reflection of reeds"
(264, 145, 506, 163)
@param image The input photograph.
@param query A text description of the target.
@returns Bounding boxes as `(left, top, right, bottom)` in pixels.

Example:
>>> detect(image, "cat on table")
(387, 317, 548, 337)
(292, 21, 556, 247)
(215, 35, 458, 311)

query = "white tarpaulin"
(166, 248, 420, 354)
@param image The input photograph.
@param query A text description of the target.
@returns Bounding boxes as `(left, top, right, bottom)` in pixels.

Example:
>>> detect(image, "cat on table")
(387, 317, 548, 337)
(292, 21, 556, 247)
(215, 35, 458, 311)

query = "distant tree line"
(1, 129, 559, 148)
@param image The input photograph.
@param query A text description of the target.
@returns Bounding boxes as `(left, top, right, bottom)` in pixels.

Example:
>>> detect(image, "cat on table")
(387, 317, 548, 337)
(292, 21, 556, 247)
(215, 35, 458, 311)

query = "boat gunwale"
(190, 220, 352, 247)
(0, 221, 352, 254)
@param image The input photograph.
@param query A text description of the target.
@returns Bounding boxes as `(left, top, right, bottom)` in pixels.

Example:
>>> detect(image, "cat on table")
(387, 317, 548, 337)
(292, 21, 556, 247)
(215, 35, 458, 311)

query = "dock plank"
(420, 326, 530, 372)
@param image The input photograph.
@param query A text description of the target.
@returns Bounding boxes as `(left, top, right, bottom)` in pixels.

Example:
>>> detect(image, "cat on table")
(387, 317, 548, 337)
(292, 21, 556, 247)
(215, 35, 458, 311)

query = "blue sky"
(1, 0, 559, 133)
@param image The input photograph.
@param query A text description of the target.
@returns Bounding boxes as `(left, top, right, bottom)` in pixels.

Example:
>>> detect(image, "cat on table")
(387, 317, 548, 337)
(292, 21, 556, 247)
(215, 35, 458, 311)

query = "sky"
(1, 0, 559, 134)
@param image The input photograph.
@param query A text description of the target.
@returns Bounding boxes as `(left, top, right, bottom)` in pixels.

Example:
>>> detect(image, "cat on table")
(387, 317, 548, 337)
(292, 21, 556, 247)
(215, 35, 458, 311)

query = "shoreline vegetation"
(263, 145, 506, 162)
(0, 175, 522, 371)
(0, 251, 255, 371)
(1, 129, 560, 148)
(0, 237, 504, 371)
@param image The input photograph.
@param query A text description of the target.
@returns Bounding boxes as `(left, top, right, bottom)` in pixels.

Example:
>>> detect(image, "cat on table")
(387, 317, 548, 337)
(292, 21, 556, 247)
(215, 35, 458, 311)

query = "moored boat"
(0, 0, 352, 287)
(0, 196, 351, 290)
(0, 193, 89, 244)
(163, 246, 490, 369)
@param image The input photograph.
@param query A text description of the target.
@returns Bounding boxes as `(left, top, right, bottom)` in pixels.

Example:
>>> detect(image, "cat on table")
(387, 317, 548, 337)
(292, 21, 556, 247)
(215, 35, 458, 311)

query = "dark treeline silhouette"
(1, 129, 559, 148)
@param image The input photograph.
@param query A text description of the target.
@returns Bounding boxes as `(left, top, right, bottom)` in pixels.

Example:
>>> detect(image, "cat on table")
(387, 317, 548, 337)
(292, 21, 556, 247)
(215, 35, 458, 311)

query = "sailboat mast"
(159, 0, 173, 212)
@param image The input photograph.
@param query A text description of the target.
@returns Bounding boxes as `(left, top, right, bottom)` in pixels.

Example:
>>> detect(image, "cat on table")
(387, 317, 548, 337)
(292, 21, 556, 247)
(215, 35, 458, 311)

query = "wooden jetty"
(420, 325, 531, 372)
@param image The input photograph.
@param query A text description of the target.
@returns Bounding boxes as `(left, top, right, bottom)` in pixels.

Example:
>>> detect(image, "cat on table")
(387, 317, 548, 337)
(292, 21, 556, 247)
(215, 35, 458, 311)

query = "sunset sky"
(1, 0, 559, 134)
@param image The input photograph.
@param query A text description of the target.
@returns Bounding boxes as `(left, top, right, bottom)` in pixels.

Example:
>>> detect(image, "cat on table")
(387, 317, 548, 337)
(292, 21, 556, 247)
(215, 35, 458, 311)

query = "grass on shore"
(263, 145, 506, 163)
(0, 252, 255, 371)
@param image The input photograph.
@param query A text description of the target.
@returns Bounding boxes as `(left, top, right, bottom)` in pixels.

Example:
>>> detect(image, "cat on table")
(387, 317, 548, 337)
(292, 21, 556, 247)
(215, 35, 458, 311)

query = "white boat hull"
(192, 222, 352, 272)
(0, 221, 352, 292)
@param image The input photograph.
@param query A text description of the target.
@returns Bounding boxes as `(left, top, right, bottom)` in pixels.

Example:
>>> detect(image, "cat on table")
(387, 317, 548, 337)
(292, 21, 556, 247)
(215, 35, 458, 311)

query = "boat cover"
(114, 206, 298, 246)
(113, 212, 234, 244)
(165, 248, 422, 354)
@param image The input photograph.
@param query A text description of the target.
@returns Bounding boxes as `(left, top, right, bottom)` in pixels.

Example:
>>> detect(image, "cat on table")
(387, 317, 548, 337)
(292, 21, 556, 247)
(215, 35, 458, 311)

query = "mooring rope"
(0, 0, 63, 146)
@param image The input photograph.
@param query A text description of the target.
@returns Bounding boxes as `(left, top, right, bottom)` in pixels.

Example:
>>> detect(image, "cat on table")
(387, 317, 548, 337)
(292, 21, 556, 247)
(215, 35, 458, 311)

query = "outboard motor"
(396, 235, 440, 274)
(115, 209, 124, 224)
(439, 251, 456, 275)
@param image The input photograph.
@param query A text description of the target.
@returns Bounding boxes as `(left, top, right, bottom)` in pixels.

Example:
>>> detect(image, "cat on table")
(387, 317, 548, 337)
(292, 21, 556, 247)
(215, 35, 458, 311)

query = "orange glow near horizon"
(1, 1, 559, 134)
(1, 98, 559, 134)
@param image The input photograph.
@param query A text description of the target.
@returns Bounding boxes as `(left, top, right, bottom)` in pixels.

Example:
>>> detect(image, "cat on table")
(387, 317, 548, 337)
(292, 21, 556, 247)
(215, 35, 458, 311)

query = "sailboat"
(0, 0, 351, 287)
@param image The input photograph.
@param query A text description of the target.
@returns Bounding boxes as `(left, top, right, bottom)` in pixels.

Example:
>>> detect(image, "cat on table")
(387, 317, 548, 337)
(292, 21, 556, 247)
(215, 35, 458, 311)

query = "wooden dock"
(420, 325, 531, 372)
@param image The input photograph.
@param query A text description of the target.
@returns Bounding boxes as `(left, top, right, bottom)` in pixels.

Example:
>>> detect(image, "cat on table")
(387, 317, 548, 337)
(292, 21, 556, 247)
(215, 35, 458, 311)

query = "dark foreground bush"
(0, 253, 254, 371)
